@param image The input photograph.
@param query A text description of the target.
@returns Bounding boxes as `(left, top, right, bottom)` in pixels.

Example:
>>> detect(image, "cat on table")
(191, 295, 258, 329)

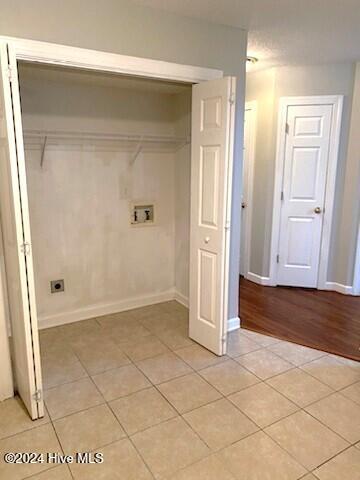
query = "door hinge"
(281, 191, 284, 201)
(33, 389, 42, 403)
(285, 123, 289, 134)
(20, 242, 31, 255)
(6, 66, 13, 82)
(229, 93, 235, 106)
(224, 221, 231, 231)
(276, 254, 280, 263)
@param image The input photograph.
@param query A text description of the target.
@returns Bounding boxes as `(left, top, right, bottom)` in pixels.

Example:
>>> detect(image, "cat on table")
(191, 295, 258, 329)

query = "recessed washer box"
(131, 203, 155, 225)
(50, 279, 64, 293)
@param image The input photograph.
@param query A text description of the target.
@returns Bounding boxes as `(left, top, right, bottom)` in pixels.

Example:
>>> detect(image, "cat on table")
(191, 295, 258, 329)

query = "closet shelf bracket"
(40, 135, 48, 168)
(130, 137, 143, 165)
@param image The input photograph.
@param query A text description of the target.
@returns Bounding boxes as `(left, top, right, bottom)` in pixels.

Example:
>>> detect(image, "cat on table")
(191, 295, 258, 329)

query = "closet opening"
(17, 61, 194, 390)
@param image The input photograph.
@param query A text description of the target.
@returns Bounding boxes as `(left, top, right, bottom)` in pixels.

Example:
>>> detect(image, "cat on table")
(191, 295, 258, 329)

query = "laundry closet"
(18, 62, 192, 327)
(0, 39, 236, 420)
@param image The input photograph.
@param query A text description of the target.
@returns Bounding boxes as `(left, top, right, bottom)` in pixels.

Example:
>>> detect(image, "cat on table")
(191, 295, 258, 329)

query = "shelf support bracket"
(40, 135, 47, 168)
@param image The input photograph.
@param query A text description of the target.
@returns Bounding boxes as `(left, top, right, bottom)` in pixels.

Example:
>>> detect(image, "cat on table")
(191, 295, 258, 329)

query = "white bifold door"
(0, 43, 43, 419)
(277, 104, 333, 287)
(189, 77, 236, 355)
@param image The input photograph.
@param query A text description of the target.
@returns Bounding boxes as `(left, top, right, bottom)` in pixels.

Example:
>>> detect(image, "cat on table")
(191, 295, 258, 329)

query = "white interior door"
(189, 76, 236, 355)
(0, 43, 43, 419)
(240, 105, 254, 277)
(277, 104, 332, 287)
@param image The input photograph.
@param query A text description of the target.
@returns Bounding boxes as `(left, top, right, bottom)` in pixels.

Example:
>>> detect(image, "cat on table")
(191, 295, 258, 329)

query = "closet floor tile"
(109, 387, 177, 435)
(53, 404, 126, 455)
(265, 410, 349, 470)
(236, 348, 294, 380)
(136, 352, 192, 384)
(268, 341, 327, 366)
(28, 465, 72, 479)
(70, 438, 153, 480)
(340, 381, 360, 405)
(226, 331, 261, 357)
(183, 398, 258, 451)
(72, 341, 131, 375)
(266, 368, 333, 407)
(199, 359, 259, 395)
(131, 417, 209, 479)
(300, 355, 360, 390)
(313, 447, 360, 480)
(216, 431, 306, 480)
(0, 396, 50, 440)
(0, 424, 62, 480)
(167, 455, 236, 480)
(228, 382, 299, 428)
(92, 364, 150, 401)
(174, 344, 227, 370)
(119, 335, 170, 362)
(45, 378, 104, 420)
(157, 373, 222, 413)
(41, 349, 88, 390)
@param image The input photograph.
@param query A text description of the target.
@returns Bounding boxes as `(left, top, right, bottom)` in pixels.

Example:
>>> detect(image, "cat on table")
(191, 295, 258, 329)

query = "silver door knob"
(314, 207, 322, 214)
(204, 237, 210, 244)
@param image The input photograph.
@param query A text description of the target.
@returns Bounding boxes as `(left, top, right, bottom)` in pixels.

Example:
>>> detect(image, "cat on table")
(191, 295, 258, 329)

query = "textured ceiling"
(131, 0, 360, 70)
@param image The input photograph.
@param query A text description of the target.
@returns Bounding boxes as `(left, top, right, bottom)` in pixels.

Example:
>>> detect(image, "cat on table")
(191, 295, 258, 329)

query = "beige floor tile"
(184, 398, 258, 451)
(174, 344, 226, 370)
(314, 447, 360, 480)
(217, 431, 306, 480)
(229, 382, 299, 428)
(72, 340, 130, 375)
(340, 381, 360, 405)
(70, 438, 153, 480)
(158, 373, 221, 413)
(269, 341, 327, 366)
(226, 331, 261, 357)
(305, 393, 360, 443)
(137, 312, 179, 335)
(356, 442, 360, 450)
(29, 465, 73, 479)
(239, 329, 281, 347)
(300, 475, 317, 480)
(39, 328, 70, 356)
(110, 387, 177, 435)
(119, 335, 170, 362)
(236, 349, 293, 380)
(156, 326, 194, 350)
(0, 424, 62, 480)
(45, 378, 104, 420)
(0, 396, 50, 440)
(301, 355, 360, 390)
(132, 417, 209, 479)
(99, 318, 151, 342)
(60, 319, 102, 343)
(167, 454, 236, 480)
(42, 349, 88, 390)
(96, 310, 135, 326)
(267, 368, 333, 407)
(54, 404, 125, 455)
(199, 359, 259, 395)
(131, 303, 167, 321)
(92, 364, 150, 401)
(265, 410, 349, 470)
(136, 352, 192, 384)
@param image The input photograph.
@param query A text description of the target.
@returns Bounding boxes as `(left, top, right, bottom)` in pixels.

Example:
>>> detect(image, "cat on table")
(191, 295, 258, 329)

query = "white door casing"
(189, 77, 236, 355)
(275, 100, 340, 287)
(240, 102, 256, 277)
(0, 42, 43, 418)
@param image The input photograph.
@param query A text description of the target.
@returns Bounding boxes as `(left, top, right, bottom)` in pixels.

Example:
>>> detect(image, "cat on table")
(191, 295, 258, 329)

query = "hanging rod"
(23, 129, 190, 145)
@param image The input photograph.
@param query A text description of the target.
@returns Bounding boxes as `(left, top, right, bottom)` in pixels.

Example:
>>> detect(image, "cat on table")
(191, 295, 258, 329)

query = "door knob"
(314, 207, 322, 214)
(204, 237, 210, 244)
(241, 202, 247, 209)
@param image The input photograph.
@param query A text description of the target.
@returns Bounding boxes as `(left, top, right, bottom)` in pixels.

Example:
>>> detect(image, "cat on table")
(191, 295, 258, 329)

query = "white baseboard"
(38, 289, 176, 329)
(227, 316, 240, 332)
(246, 272, 271, 286)
(173, 290, 189, 308)
(323, 282, 357, 295)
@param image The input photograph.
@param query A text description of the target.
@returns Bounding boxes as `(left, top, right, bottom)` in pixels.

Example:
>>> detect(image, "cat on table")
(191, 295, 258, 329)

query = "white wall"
(246, 63, 357, 287)
(20, 65, 185, 326)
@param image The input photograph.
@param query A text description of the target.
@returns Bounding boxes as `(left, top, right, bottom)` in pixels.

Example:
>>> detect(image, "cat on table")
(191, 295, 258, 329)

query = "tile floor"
(0, 301, 359, 479)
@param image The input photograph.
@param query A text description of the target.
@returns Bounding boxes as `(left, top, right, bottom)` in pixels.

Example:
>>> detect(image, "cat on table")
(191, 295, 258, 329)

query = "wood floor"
(239, 277, 360, 361)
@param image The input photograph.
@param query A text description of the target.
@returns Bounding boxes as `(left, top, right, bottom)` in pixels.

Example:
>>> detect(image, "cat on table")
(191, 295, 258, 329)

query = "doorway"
(269, 96, 343, 289)
(0, 38, 237, 419)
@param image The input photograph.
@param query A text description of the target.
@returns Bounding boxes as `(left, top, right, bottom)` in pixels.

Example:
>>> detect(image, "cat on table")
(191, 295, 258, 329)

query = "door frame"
(0, 35, 230, 398)
(240, 101, 257, 279)
(269, 95, 343, 288)
(354, 220, 360, 295)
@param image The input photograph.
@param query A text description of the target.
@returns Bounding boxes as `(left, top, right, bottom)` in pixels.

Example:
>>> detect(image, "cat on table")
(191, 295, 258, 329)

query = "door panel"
(189, 77, 236, 355)
(277, 104, 332, 287)
(240, 107, 252, 276)
(0, 43, 43, 418)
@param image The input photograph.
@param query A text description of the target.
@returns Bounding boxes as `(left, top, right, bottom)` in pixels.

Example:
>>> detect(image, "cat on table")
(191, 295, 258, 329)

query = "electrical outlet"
(50, 279, 64, 293)
(131, 204, 154, 225)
